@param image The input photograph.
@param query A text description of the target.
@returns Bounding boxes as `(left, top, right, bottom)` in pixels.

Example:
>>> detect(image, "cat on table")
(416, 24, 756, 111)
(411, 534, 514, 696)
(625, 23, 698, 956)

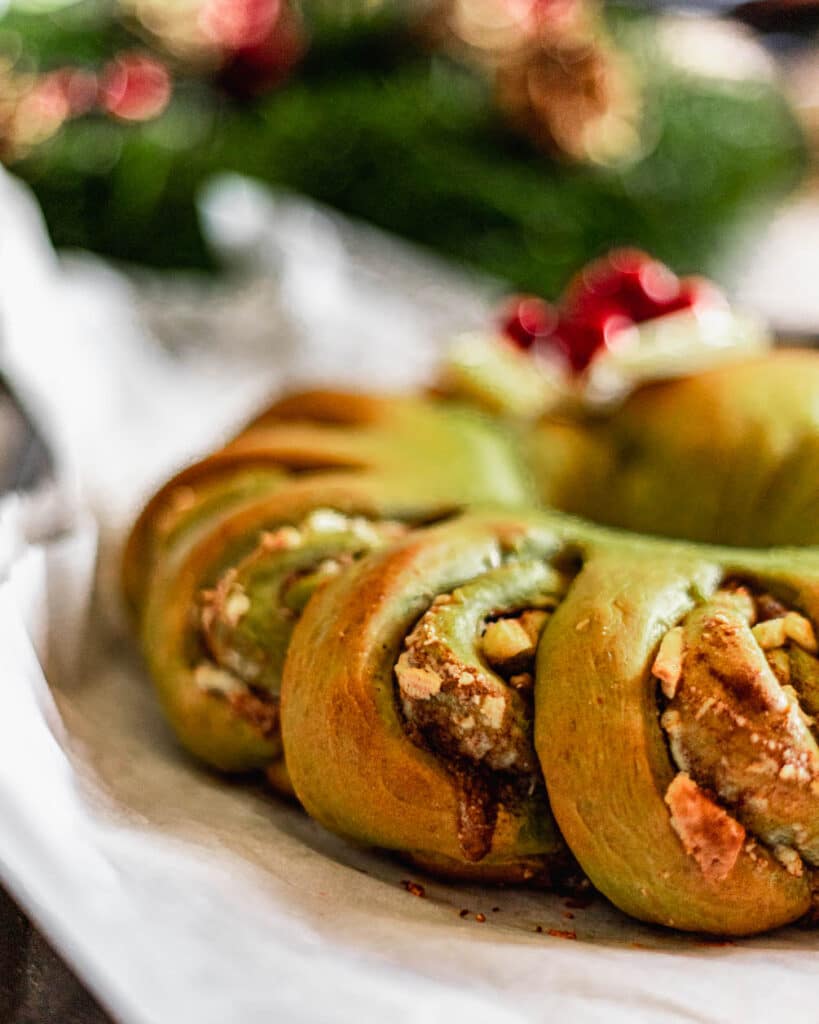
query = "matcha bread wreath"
(281, 511, 819, 933)
(124, 389, 531, 793)
(124, 248, 819, 935)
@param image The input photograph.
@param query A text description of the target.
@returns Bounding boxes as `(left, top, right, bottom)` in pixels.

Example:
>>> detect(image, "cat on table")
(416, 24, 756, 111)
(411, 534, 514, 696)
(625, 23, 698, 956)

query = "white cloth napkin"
(2, 166, 819, 1024)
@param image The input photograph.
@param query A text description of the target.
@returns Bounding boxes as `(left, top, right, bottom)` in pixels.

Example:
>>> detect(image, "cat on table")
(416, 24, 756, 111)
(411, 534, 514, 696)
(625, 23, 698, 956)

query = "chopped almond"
(774, 844, 804, 878)
(664, 773, 745, 881)
(481, 618, 536, 668)
(752, 618, 788, 651)
(653, 627, 684, 699)
(193, 662, 247, 697)
(481, 695, 506, 730)
(260, 526, 302, 551)
(223, 586, 251, 627)
(784, 612, 818, 654)
(304, 508, 350, 533)
(395, 652, 443, 700)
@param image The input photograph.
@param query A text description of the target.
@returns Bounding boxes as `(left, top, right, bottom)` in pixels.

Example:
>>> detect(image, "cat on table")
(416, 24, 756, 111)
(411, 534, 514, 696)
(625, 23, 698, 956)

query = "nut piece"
(653, 627, 684, 699)
(752, 618, 788, 651)
(664, 772, 745, 881)
(481, 619, 537, 669)
(784, 612, 818, 654)
(395, 652, 443, 700)
(193, 662, 247, 697)
(752, 613, 818, 654)
(223, 586, 250, 627)
(774, 844, 804, 878)
(260, 525, 302, 551)
(481, 695, 506, 730)
(304, 508, 351, 534)
(483, 614, 548, 671)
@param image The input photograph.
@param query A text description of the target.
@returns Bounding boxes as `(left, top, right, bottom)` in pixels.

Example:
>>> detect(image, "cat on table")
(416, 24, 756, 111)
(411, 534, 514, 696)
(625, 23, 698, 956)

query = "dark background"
(0, 886, 111, 1024)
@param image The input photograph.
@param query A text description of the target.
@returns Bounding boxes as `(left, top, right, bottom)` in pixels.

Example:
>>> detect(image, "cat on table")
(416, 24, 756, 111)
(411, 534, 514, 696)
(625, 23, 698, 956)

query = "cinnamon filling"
(191, 510, 407, 737)
(395, 559, 568, 860)
(656, 581, 819, 878)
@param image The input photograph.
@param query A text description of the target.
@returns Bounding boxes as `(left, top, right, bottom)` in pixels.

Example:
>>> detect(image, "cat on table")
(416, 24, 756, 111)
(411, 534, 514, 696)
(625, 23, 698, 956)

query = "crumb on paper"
(401, 880, 426, 898)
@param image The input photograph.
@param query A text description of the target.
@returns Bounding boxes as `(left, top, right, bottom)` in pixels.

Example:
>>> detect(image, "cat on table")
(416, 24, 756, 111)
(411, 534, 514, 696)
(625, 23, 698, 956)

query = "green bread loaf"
(126, 389, 532, 792)
(127, 348, 819, 933)
(529, 350, 819, 547)
(282, 509, 819, 932)
(536, 536, 819, 934)
(282, 511, 578, 882)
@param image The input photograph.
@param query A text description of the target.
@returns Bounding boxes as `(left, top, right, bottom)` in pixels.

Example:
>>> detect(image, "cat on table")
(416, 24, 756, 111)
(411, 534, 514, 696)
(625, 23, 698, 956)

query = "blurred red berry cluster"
(499, 249, 728, 372)
(200, 0, 306, 97)
(1, 51, 171, 161)
(1, 0, 306, 161)
(101, 53, 172, 121)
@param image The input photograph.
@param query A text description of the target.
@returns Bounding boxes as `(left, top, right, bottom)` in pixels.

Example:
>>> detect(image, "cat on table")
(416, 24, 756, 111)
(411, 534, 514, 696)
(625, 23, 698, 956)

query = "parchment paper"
(2, 166, 819, 1024)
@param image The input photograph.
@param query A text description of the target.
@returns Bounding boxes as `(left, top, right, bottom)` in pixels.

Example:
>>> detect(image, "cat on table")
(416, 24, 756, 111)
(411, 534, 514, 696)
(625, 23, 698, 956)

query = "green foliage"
(1, 0, 127, 66)
(7, 5, 806, 292)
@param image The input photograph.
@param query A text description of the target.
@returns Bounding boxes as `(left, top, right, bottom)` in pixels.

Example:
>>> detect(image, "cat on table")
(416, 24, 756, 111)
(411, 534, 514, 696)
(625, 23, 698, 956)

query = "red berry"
(40, 68, 98, 118)
(563, 248, 680, 325)
(543, 305, 634, 373)
(101, 53, 171, 122)
(203, 0, 306, 98)
(498, 295, 558, 350)
(219, 29, 304, 96)
(199, 0, 281, 50)
(499, 250, 726, 379)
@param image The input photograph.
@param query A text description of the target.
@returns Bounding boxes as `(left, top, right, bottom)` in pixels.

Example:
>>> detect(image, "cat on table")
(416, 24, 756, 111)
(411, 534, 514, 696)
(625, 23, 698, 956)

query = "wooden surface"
(0, 885, 112, 1024)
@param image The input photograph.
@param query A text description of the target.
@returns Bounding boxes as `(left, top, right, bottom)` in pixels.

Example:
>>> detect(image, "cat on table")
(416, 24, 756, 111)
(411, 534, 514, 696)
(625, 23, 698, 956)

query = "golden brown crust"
(124, 355, 819, 931)
(531, 349, 819, 549)
(126, 389, 532, 812)
(537, 549, 819, 934)
(282, 513, 572, 878)
(245, 389, 393, 430)
(123, 388, 528, 621)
